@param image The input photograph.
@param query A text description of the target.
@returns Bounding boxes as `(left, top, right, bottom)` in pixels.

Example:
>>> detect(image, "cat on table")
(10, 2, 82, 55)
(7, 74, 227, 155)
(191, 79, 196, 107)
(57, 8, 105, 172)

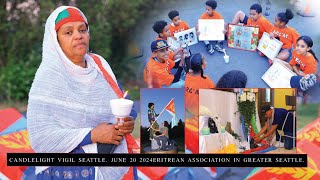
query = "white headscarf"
(27, 6, 129, 179)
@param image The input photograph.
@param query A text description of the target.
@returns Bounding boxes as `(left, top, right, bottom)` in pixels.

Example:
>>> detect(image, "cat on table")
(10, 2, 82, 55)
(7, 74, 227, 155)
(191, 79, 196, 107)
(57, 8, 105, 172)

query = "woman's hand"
(115, 116, 135, 135)
(91, 123, 124, 145)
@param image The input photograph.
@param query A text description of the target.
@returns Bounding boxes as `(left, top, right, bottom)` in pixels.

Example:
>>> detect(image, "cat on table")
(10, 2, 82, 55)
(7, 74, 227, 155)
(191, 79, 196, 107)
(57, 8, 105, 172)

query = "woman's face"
(296, 39, 310, 55)
(57, 21, 90, 62)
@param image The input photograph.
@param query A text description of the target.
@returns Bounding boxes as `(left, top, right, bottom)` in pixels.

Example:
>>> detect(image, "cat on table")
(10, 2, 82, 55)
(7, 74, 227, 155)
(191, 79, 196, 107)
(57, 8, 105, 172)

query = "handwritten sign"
(262, 61, 296, 88)
(258, 32, 283, 60)
(198, 19, 225, 41)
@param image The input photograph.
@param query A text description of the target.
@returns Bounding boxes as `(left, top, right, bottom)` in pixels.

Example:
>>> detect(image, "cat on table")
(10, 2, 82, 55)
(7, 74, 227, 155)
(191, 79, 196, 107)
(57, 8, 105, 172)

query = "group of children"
(143, 0, 319, 116)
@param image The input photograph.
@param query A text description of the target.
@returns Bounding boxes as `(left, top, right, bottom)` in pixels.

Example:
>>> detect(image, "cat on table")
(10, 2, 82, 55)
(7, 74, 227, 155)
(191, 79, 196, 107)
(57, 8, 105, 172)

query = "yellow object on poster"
(257, 32, 283, 60)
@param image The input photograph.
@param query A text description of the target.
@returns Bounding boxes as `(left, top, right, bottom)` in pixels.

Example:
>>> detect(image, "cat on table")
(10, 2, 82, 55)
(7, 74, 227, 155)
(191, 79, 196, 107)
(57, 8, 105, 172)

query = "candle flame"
(123, 91, 128, 99)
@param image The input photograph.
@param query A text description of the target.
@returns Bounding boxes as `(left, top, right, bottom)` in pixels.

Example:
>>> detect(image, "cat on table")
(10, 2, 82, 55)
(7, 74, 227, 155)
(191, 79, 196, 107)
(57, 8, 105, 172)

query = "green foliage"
(0, 0, 161, 101)
(297, 103, 319, 130)
(237, 100, 256, 130)
(0, 49, 40, 101)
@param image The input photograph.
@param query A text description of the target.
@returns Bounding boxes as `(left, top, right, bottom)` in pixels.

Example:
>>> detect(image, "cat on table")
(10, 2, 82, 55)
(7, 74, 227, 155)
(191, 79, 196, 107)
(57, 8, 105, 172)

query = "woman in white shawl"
(27, 6, 137, 179)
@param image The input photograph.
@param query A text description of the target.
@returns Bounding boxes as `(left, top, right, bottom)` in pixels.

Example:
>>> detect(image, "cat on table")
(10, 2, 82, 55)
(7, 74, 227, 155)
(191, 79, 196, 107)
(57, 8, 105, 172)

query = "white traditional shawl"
(27, 6, 129, 179)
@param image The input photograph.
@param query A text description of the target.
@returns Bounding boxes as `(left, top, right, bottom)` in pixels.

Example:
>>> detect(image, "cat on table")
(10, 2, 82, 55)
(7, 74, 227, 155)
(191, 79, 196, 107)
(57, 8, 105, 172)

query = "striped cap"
(55, 8, 87, 31)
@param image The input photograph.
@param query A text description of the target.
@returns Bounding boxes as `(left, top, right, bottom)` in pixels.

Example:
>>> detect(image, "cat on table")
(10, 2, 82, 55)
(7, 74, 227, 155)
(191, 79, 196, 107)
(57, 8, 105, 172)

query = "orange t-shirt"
(168, 20, 190, 36)
(271, 26, 300, 49)
(185, 74, 215, 116)
(144, 57, 174, 88)
(200, 11, 223, 19)
(289, 50, 318, 74)
(247, 15, 273, 39)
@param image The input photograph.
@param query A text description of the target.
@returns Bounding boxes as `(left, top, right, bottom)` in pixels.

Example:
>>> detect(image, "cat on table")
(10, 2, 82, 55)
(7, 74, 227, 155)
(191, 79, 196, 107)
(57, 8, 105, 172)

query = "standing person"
(144, 40, 185, 88)
(168, 10, 190, 36)
(148, 103, 159, 140)
(185, 53, 215, 116)
(254, 105, 295, 150)
(27, 6, 137, 179)
(198, 0, 225, 54)
(154, 121, 170, 150)
(231, 4, 273, 40)
(269, 9, 300, 63)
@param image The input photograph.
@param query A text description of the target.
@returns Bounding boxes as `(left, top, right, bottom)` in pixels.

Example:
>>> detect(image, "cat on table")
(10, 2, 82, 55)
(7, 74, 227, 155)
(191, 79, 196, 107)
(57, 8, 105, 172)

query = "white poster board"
(167, 37, 181, 51)
(262, 61, 296, 88)
(257, 32, 283, 60)
(173, 27, 198, 47)
(198, 19, 225, 41)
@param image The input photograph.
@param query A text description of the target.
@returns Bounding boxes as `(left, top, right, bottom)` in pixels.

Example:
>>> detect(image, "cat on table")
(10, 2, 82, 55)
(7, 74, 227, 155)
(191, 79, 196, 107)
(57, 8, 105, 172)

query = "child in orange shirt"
(198, 0, 224, 54)
(144, 40, 185, 88)
(168, 10, 190, 37)
(185, 53, 215, 116)
(152, 20, 184, 67)
(269, 9, 300, 63)
(275, 36, 318, 76)
(231, 4, 273, 40)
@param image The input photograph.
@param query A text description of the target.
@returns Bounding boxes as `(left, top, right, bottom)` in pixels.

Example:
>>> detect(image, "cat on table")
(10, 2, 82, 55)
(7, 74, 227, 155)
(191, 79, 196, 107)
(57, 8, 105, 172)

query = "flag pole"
(147, 98, 174, 131)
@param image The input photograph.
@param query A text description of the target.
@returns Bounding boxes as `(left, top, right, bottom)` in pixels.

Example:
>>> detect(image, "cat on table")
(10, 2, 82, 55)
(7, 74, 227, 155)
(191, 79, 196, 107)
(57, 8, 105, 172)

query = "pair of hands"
(91, 117, 135, 145)
(253, 135, 271, 145)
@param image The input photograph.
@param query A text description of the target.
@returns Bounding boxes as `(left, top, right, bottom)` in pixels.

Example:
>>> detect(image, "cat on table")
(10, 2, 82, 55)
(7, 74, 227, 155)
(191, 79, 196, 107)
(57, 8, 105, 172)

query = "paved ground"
(132, 0, 320, 99)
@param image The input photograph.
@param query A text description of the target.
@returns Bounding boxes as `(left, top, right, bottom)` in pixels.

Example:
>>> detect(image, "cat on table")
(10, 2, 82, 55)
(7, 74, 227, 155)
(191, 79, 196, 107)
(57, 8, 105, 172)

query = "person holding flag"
(148, 103, 159, 140)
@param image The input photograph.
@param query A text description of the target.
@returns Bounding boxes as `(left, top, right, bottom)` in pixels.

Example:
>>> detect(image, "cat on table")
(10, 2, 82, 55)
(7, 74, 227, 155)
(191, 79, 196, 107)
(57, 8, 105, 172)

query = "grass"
(297, 103, 319, 130)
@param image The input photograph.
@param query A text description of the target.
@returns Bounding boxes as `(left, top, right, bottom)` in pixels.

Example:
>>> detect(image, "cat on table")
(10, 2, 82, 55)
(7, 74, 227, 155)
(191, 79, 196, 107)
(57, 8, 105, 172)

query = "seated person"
(154, 121, 170, 150)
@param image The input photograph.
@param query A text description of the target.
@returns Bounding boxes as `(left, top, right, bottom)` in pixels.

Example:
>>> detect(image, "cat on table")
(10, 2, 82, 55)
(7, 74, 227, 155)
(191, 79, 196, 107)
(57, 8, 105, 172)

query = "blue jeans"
(284, 132, 295, 150)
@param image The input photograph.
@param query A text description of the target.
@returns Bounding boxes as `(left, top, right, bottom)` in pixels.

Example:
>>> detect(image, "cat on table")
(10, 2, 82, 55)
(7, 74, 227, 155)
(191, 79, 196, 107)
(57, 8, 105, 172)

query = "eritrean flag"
(165, 99, 178, 128)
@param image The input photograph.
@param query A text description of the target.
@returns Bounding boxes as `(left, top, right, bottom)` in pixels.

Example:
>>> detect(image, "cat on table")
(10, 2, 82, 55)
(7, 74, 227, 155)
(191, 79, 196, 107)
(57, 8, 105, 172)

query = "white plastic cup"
(109, 98, 134, 118)
(224, 55, 229, 63)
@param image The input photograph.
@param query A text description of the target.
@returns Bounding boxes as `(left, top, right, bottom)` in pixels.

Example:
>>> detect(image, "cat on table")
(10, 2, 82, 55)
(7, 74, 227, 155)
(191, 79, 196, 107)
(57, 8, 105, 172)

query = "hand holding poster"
(227, 24, 259, 51)
(257, 32, 283, 60)
(262, 61, 296, 88)
(198, 19, 225, 41)
(167, 37, 181, 51)
(173, 28, 198, 47)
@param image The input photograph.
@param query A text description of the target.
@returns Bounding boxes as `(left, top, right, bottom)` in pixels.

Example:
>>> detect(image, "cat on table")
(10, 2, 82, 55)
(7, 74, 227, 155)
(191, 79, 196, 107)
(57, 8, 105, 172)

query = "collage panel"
(199, 88, 297, 154)
(140, 88, 185, 154)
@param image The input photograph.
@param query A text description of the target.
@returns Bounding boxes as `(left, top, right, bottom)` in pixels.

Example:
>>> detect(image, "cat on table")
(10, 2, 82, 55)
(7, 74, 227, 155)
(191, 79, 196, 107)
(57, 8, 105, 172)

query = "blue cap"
(151, 40, 169, 52)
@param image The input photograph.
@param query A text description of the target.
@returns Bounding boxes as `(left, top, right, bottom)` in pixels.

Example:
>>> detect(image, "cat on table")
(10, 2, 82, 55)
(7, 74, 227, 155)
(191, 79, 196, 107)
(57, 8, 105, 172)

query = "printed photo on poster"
(198, 19, 225, 41)
(257, 32, 283, 60)
(173, 27, 198, 47)
(140, 88, 185, 154)
(262, 61, 297, 88)
(227, 24, 259, 51)
(199, 88, 297, 154)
